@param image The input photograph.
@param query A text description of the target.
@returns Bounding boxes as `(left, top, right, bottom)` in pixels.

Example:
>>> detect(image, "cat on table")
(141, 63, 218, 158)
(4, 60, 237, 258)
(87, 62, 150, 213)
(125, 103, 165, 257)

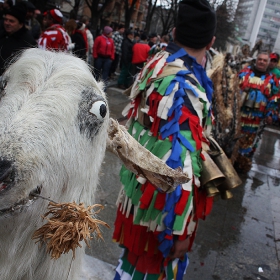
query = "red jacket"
(132, 42, 150, 64)
(93, 34, 115, 60)
(38, 24, 69, 51)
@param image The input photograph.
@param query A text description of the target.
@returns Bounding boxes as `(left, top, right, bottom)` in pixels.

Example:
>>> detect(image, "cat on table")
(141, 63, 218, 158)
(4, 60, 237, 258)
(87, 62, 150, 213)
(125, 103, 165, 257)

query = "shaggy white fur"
(0, 49, 109, 280)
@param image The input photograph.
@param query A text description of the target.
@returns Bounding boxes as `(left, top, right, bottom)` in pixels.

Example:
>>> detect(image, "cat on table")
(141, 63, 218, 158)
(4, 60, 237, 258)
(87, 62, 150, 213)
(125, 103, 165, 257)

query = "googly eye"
(89, 100, 107, 120)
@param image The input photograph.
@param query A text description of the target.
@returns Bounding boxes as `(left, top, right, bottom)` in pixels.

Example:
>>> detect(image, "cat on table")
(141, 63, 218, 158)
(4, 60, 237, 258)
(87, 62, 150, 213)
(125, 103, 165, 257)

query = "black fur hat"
(5, 3, 27, 24)
(175, 0, 216, 49)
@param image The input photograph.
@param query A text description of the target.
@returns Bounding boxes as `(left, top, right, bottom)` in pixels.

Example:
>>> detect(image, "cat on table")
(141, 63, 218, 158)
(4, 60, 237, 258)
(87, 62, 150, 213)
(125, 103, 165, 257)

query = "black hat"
(175, 0, 216, 49)
(5, 3, 27, 24)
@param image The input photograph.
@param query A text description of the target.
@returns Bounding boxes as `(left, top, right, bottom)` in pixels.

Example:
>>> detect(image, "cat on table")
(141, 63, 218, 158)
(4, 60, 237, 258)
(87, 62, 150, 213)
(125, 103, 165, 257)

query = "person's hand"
(168, 237, 190, 259)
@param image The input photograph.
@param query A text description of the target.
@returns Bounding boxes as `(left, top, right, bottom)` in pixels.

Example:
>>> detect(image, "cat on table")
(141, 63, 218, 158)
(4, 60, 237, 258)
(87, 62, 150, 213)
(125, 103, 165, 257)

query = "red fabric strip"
(154, 191, 166, 210)
(174, 190, 190, 215)
(139, 182, 157, 209)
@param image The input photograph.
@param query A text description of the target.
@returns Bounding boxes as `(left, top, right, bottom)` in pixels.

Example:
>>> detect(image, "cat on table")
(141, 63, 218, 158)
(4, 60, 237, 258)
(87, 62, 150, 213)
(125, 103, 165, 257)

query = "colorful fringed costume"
(235, 66, 279, 172)
(113, 42, 214, 279)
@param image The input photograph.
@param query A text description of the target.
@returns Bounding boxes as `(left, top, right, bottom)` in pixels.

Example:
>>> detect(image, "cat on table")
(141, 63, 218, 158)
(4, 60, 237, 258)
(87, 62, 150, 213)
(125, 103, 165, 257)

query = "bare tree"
(156, 0, 179, 36)
(213, 0, 235, 51)
(83, 0, 112, 35)
(145, 0, 158, 34)
(123, 0, 139, 29)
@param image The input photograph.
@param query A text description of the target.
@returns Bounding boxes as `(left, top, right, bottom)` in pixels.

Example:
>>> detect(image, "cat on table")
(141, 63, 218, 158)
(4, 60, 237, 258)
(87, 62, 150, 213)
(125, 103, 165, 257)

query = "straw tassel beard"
(32, 202, 109, 259)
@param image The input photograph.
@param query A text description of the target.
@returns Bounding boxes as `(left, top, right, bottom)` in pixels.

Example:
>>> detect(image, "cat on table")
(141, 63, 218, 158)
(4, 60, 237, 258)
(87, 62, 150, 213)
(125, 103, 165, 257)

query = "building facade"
(60, 0, 147, 32)
(237, 0, 280, 53)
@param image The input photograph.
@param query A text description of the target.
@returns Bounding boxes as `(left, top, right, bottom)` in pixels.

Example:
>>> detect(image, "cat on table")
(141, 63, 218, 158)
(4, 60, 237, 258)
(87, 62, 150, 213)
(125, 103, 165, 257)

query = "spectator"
(131, 33, 150, 75)
(93, 26, 115, 85)
(24, 1, 41, 41)
(133, 32, 140, 43)
(38, 9, 69, 51)
(81, 15, 94, 65)
(110, 24, 125, 78)
(65, 19, 87, 60)
(148, 32, 158, 47)
(149, 34, 170, 56)
(269, 52, 280, 78)
(0, 3, 36, 76)
(117, 29, 134, 89)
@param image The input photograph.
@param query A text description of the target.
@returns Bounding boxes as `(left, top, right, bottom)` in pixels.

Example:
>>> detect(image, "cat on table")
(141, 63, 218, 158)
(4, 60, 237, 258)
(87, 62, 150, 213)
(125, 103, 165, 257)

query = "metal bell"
(204, 181, 220, 197)
(200, 150, 226, 188)
(208, 137, 242, 191)
(219, 190, 233, 200)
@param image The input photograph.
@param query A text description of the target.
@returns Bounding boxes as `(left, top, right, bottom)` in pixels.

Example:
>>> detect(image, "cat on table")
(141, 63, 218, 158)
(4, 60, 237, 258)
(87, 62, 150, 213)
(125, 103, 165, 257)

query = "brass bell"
(204, 181, 220, 197)
(208, 137, 242, 191)
(219, 190, 233, 200)
(200, 150, 226, 188)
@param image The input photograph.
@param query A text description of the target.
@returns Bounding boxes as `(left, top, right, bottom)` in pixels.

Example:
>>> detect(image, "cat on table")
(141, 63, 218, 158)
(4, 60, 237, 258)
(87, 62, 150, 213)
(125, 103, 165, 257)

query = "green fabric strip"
(150, 139, 172, 159)
(121, 256, 134, 276)
(139, 69, 154, 91)
(167, 260, 174, 279)
(153, 79, 161, 90)
(156, 211, 163, 225)
(197, 84, 205, 93)
(139, 129, 151, 146)
(132, 270, 145, 280)
(157, 75, 175, 96)
(133, 122, 145, 141)
(143, 190, 158, 222)
(206, 115, 212, 126)
(173, 192, 193, 231)
(120, 168, 133, 187)
(131, 185, 142, 205)
(124, 174, 138, 198)
(199, 97, 208, 118)
(180, 130, 202, 176)
(134, 208, 145, 224)
(145, 135, 158, 151)
(128, 120, 135, 134)
(146, 274, 160, 280)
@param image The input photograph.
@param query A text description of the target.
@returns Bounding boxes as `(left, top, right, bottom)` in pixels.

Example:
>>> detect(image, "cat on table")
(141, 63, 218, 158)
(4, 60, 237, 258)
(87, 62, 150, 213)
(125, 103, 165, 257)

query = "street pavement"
(82, 81, 280, 280)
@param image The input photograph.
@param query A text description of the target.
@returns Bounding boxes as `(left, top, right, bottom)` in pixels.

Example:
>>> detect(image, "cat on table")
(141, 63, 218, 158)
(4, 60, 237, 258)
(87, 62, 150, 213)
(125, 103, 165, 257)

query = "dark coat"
(121, 37, 134, 66)
(0, 26, 36, 75)
(71, 31, 87, 61)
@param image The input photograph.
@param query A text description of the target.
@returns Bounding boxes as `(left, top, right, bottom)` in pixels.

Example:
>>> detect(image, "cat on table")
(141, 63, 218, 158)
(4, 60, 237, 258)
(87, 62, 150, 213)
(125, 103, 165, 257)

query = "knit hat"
(5, 3, 27, 24)
(49, 9, 63, 24)
(175, 0, 216, 49)
(270, 53, 279, 62)
(103, 26, 113, 35)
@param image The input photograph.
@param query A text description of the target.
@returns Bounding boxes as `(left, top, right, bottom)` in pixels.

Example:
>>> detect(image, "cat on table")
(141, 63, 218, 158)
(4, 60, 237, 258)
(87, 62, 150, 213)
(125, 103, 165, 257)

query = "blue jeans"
(94, 57, 112, 83)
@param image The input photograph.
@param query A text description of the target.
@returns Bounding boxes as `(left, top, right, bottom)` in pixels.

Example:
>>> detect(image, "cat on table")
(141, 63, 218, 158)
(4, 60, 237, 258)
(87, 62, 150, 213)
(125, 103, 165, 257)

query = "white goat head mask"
(0, 48, 109, 215)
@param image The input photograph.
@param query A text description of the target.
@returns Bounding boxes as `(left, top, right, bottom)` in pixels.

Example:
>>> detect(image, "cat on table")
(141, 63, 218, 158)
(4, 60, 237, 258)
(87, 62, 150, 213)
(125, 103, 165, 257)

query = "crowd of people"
(0, 0, 170, 91)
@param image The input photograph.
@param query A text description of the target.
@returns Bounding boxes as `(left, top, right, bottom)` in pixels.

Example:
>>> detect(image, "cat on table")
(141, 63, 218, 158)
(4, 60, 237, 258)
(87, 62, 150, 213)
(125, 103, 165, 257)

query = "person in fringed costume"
(235, 52, 279, 173)
(112, 1, 217, 279)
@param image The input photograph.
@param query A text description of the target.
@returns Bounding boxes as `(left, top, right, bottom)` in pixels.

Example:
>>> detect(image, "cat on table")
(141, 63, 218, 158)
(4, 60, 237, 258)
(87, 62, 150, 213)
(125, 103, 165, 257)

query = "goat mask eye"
(89, 100, 107, 120)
